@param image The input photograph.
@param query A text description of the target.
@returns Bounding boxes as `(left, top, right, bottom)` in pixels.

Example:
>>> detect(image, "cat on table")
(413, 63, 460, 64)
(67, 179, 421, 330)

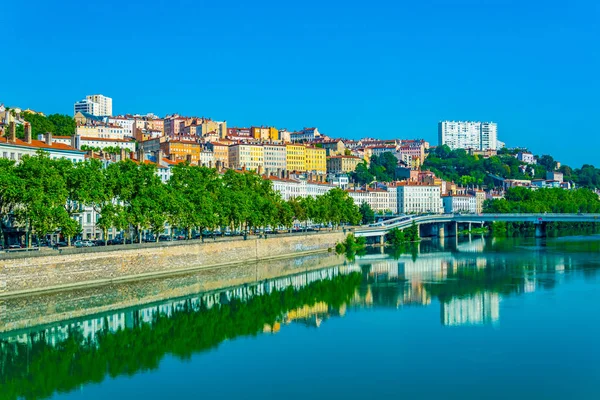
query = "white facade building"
(442, 195, 478, 214)
(263, 145, 287, 173)
(108, 117, 135, 137)
(1, 133, 85, 163)
(397, 183, 442, 214)
(86, 94, 112, 116)
(438, 121, 498, 151)
(74, 99, 99, 116)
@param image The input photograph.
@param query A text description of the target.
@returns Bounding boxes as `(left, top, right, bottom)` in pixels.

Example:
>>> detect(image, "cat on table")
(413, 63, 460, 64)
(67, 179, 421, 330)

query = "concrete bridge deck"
(354, 213, 600, 238)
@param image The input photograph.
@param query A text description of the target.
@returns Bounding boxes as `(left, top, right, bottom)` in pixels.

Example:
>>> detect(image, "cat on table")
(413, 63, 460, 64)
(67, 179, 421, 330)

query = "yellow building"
(286, 144, 306, 172)
(160, 139, 201, 164)
(252, 126, 270, 140)
(305, 146, 326, 174)
(326, 155, 362, 174)
(269, 127, 279, 141)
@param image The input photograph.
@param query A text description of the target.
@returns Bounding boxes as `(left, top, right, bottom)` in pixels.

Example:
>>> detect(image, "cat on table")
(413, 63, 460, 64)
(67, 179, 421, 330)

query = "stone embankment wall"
(0, 232, 345, 297)
(0, 252, 345, 334)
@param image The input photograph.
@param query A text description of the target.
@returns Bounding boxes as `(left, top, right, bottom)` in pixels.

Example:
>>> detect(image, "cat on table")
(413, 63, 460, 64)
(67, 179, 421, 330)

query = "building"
(397, 182, 442, 214)
(251, 126, 270, 141)
(1, 125, 85, 163)
(286, 144, 306, 172)
(326, 155, 362, 174)
(206, 142, 229, 169)
(320, 139, 346, 156)
(290, 127, 321, 142)
(40, 134, 136, 153)
(74, 94, 112, 116)
(517, 151, 536, 164)
(269, 127, 279, 141)
(108, 116, 135, 137)
(228, 144, 264, 171)
(305, 146, 326, 174)
(263, 144, 287, 173)
(87, 94, 112, 116)
(75, 124, 126, 140)
(160, 139, 201, 164)
(442, 194, 477, 214)
(438, 121, 498, 151)
(546, 171, 563, 183)
(73, 99, 99, 116)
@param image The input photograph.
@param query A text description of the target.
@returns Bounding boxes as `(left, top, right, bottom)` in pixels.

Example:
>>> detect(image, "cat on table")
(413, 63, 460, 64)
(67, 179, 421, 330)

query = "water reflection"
(1, 235, 599, 400)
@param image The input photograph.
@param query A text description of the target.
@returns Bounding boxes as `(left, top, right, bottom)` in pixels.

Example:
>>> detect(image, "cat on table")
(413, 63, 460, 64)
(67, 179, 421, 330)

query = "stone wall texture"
(0, 252, 345, 334)
(0, 232, 345, 297)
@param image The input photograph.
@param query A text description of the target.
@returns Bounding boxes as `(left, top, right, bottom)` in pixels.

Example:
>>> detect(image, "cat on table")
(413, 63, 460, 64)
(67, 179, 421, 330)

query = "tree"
(359, 202, 375, 225)
(350, 162, 374, 185)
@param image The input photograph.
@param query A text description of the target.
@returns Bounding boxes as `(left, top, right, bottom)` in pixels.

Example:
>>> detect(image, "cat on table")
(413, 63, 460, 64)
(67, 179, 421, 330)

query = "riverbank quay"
(0, 231, 345, 298)
(0, 252, 345, 334)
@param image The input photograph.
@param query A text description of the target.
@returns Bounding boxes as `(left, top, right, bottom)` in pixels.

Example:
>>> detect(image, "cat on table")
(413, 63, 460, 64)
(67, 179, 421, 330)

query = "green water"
(1, 235, 599, 400)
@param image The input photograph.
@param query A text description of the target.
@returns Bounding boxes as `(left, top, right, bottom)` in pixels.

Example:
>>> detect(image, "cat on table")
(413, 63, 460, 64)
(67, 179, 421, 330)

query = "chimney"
(45, 132, 52, 146)
(257, 165, 262, 175)
(157, 149, 164, 165)
(129, 151, 135, 160)
(137, 147, 144, 162)
(120, 148, 127, 161)
(8, 121, 16, 142)
(286, 170, 290, 179)
(24, 123, 32, 144)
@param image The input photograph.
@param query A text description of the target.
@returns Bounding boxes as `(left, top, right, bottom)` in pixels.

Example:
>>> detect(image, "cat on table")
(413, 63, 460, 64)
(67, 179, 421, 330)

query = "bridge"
(353, 213, 600, 242)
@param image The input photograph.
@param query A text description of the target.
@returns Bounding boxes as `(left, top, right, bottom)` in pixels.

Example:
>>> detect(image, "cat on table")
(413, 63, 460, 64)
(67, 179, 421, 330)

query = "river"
(1, 235, 599, 400)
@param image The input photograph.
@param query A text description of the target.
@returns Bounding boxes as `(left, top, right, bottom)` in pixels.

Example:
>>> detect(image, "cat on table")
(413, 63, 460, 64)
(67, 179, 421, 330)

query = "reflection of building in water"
(442, 292, 500, 326)
(285, 302, 330, 328)
(2, 265, 361, 349)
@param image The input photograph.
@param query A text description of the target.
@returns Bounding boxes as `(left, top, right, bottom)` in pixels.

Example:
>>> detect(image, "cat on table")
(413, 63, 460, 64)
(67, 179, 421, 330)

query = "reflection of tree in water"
(0, 272, 362, 400)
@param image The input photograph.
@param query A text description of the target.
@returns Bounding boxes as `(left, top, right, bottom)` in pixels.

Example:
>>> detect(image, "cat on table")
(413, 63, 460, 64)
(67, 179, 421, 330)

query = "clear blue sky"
(3, 0, 599, 167)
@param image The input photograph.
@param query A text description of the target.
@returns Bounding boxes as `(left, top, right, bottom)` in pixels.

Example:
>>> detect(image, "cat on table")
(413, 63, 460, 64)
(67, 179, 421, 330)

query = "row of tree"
(483, 187, 600, 213)
(0, 152, 361, 247)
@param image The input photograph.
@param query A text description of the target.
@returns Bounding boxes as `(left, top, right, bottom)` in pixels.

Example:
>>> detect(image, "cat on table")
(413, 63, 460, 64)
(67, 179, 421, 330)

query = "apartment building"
(397, 182, 442, 214)
(228, 144, 264, 171)
(438, 121, 498, 151)
(326, 155, 362, 174)
(263, 144, 287, 173)
(286, 144, 306, 172)
(305, 146, 326, 174)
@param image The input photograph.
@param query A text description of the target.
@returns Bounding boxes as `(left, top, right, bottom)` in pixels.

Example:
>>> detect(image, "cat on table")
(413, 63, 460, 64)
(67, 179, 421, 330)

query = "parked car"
(93, 240, 106, 246)
(158, 235, 172, 242)
(8, 244, 21, 249)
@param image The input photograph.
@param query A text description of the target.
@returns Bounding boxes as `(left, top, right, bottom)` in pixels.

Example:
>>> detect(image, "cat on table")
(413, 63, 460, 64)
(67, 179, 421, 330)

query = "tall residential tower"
(438, 121, 498, 150)
(73, 94, 113, 116)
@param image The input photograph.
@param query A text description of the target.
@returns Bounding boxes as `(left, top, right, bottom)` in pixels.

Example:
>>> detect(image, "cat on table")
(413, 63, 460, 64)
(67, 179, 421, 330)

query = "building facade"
(438, 121, 498, 151)
(397, 182, 442, 214)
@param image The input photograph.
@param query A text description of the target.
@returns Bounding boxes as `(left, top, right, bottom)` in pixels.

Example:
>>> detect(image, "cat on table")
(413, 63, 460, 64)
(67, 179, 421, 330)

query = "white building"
(438, 121, 498, 151)
(74, 99, 99, 116)
(442, 194, 478, 214)
(1, 129, 85, 163)
(263, 144, 287, 173)
(86, 94, 112, 116)
(397, 182, 442, 214)
(517, 151, 536, 164)
(199, 148, 215, 167)
(108, 116, 135, 137)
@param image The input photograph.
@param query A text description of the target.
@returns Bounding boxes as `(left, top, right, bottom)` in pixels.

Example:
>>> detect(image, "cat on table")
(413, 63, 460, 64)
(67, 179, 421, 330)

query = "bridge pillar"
(535, 222, 547, 238)
(437, 223, 445, 239)
(448, 221, 458, 237)
(468, 222, 472, 232)
(379, 235, 385, 246)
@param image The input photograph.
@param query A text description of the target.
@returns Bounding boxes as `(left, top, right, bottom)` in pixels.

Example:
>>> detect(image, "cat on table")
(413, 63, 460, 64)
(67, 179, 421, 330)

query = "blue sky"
(3, 0, 599, 167)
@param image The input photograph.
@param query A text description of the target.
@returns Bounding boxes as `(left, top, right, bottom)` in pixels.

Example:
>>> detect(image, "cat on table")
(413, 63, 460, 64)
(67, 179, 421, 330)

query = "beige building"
(75, 124, 126, 140)
(228, 144, 264, 171)
(326, 155, 362, 174)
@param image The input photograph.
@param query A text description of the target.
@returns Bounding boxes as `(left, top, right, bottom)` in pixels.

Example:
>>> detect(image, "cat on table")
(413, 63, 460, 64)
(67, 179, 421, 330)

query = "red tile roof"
(0, 137, 82, 152)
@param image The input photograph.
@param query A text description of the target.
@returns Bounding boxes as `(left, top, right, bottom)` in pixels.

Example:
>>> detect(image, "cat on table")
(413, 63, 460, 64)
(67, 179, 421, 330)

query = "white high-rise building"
(438, 121, 498, 151)
(74, 99, 99, 116)
(86, 94, 112, 116)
